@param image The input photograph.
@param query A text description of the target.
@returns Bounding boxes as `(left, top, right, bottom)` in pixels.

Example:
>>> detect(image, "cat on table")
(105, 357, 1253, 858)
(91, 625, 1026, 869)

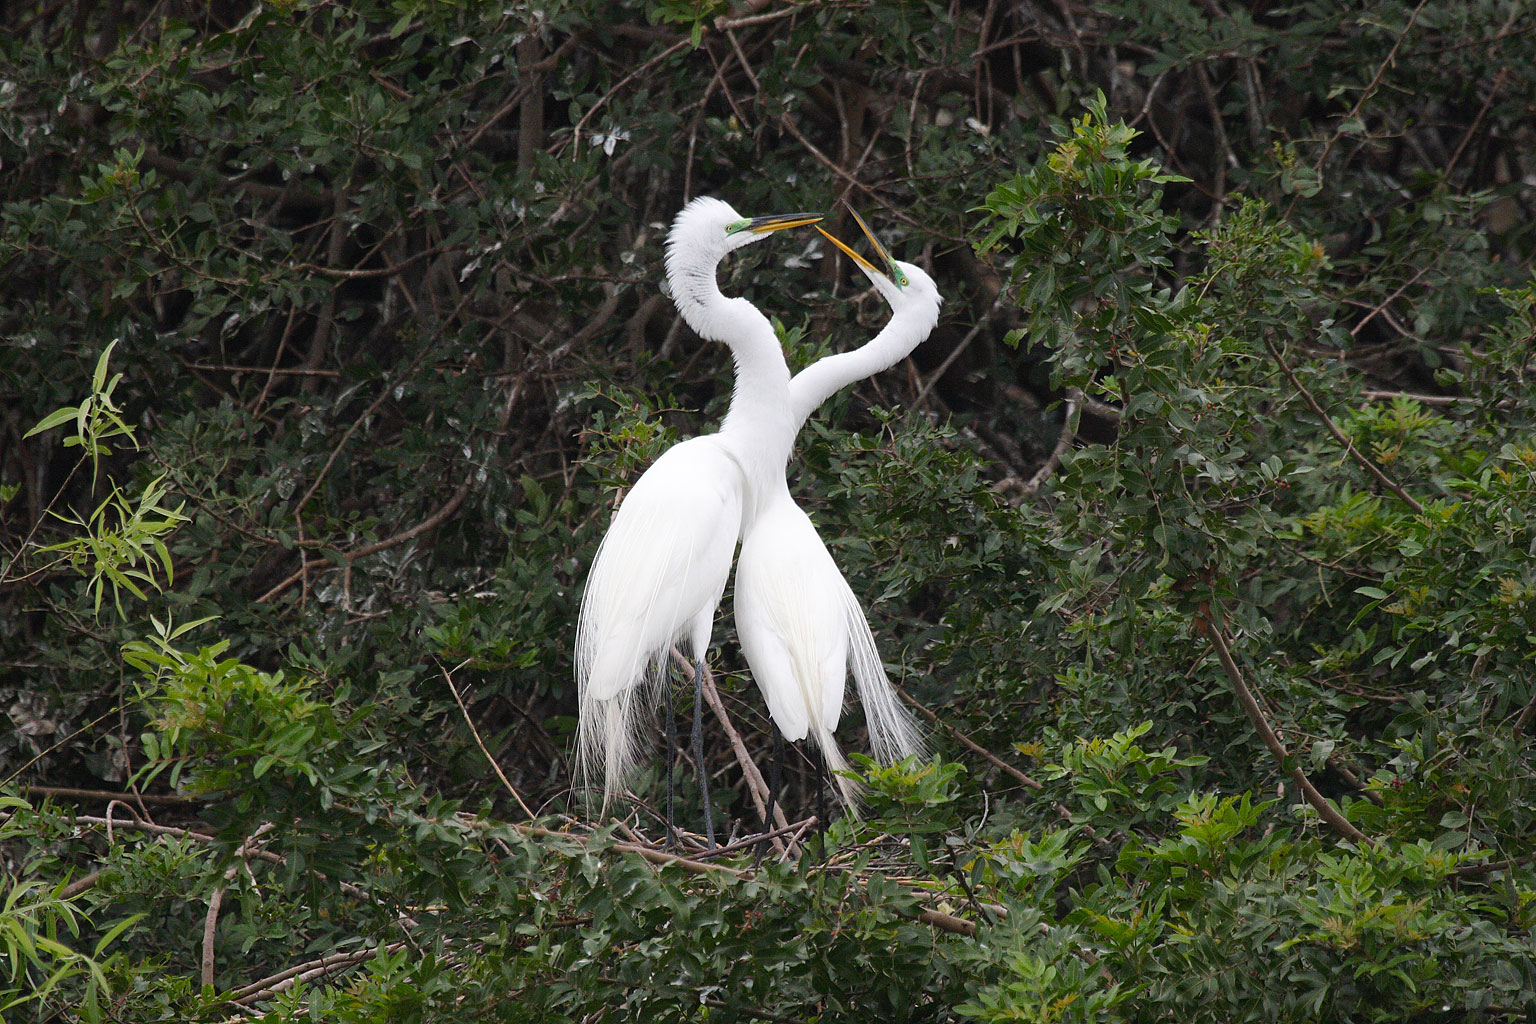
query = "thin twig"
(894, 685, 1107, 848)
(292, 244, 451, 281)
(913, 295, 1003, 409)
(561, 0, 803, 154)
(699, 997, 813, 1024)
(0, 712, 121, 791)
(1202, 614, 1373, 845)
(565, 41, 691, 156)
(1360, 389, 1468, 406)
(440, 658, 536, 820)
(522, 821, 740, 876)
(293, 342, 437, 516)
(514, 820, 983, 935)
(462, 36, 576, 154)
(1444, 65, 1509, 178)
(257, 374, 525, 604)
(230, 943, 410, 1006)
(1021, 388, 1082, 497)
(1512, 687, 1536, 740)
(1262, 334, 1424, 514)
(1193, 64, 1231, 221)
(894, 685, 1041, 790)
(1349, 265, 1430, 339)
(1454, 851, 1536, 878)
(692, 816, 817, 860)
(775, 113, 962, 244)
(1326, 751, 1385, 807)
(1310, 0, 1430, 176)
(182, 362, 341, 378)
(21, 785, 192, 806)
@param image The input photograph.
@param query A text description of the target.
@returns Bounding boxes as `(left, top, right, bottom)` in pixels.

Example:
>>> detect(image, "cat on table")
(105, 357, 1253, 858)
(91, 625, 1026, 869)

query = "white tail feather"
(573, 480, 692, 803)
(841, 582, 926, 764)
(813, 724, 862, 813)
(575, 514, 643, 803)
(574, 656, 667, 806)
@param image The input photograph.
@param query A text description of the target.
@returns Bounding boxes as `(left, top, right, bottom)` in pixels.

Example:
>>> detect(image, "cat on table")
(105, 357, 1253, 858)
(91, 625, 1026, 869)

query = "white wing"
(575, 437, 745, 798)
(737, 491, 926, 791)
(736, 493, 868, 806)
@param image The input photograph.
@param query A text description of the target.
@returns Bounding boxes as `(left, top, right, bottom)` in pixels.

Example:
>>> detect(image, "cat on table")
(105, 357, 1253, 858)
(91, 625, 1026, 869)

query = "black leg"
(692, 658, 716, 849)
(753, 729, 784, 868)
(662, 673, 678, 850)
(768, 728, 783, 832)
(815, 745, 828, 824)
(814, 745, 828, 856)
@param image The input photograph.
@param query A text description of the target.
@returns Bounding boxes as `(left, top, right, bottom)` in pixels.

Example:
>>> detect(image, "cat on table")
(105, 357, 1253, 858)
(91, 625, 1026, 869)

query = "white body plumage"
(574, 198, 809, 804)
(734, 229, 943, 808)
(576, 437, 745, 788)
(575, 199, 939, 819)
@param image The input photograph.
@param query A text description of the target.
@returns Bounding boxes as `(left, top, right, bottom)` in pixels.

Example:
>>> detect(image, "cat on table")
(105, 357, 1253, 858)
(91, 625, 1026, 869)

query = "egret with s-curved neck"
(735, 208, 941, 809)
(575, 198, 820, 846)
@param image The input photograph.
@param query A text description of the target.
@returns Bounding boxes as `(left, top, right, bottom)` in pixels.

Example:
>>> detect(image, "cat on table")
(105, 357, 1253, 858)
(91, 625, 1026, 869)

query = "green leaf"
(91, 339, 118, 394)
(23, 406, 79, 438)
(92, 914, 146, 959)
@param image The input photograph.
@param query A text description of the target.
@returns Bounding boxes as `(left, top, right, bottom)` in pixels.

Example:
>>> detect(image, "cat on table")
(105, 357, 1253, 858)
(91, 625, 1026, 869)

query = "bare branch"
(1202, 615, 1374, 845)
(441, 657, 537, 820)
(229, 942, 410, 1006)
(1021, 388, 1082, 497)
(894, 685, 1041, 790)
(670, 649, 793, 854)
(1309, 0, 1431, 176)
(1263, 333, 1425, 514)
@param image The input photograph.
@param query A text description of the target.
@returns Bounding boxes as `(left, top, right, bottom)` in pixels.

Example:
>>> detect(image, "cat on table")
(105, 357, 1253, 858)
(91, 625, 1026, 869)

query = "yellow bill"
(845, 204, 909, 288)
(815, 225, 887, 279)
(729, 212, 824, 235)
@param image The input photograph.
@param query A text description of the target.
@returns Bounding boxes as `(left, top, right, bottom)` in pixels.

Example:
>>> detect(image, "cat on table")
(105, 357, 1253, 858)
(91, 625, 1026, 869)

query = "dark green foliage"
(3, 1, 1534, 1020)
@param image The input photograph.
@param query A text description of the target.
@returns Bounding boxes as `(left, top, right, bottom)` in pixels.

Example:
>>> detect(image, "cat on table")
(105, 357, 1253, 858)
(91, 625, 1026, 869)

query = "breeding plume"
(734, 210, 941, 807)
(574, 198, 819, 844)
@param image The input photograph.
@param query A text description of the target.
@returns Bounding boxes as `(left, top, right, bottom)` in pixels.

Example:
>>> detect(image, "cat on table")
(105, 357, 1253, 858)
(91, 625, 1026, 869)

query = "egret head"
(817, 207, 942, 315)
(665, 197, 822, 275)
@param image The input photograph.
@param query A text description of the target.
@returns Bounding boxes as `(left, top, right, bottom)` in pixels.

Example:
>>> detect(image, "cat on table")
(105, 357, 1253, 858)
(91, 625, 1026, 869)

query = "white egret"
(575, 197, 820, 845)
(735, 210, 942, 809)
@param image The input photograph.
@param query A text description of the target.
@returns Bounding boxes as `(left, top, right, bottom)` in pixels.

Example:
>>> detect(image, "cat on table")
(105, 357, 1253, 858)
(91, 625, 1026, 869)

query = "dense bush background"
(2, 1, 1534, 1020)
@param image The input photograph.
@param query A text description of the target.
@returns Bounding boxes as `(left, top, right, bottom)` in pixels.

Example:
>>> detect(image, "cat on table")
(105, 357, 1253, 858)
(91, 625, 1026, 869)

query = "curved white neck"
(788, 303, 933, 429)
(669, 250, 794, 492)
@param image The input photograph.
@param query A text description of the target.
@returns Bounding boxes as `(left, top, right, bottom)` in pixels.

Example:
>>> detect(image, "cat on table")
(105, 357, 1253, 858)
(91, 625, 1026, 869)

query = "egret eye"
(894, 267, 910, 288)
(725, 218, 751, 235)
